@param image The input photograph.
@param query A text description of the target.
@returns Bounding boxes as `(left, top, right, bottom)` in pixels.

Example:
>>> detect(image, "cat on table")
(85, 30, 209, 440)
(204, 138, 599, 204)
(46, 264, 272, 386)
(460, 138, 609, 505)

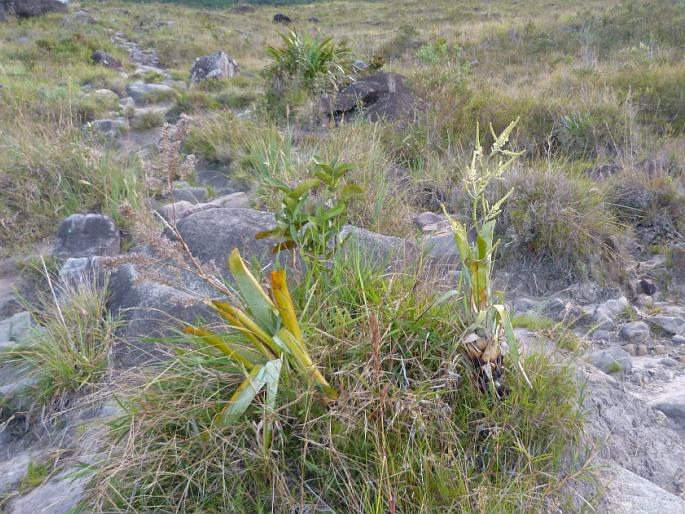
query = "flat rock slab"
(598, 463, 685, 513)
(53, 213, 120, 259)
(6, 468, 90, 514)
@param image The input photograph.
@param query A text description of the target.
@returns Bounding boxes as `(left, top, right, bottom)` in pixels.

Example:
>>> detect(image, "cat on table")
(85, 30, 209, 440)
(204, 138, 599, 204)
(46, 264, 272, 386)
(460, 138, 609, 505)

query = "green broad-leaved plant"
(256, 157, 363, 259)
(184, 248, 337, 426)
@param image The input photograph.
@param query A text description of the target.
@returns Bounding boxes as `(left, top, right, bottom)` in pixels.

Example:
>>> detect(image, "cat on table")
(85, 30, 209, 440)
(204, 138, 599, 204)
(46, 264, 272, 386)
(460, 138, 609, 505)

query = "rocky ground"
(1, 7, 685, 513)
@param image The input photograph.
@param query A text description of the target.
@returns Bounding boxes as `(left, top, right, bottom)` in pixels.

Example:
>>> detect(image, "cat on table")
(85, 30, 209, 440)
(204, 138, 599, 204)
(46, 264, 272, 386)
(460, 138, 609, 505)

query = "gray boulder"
(340, 225, 417, 271)
(190, 51, 238, 84)
(167, 208, 280, 278)
(327, 72, 423, 124)
(421, 232, 460, 266)
(588, 346, 632, 374)
(58, 256, 106, 288)
(87, 117, 127, 139)
(108, 263, 217, 367)
(162, 186, 208, 205)
(594, 296, 629, 328)
(92, 50, 123, 70)
(53, 213, 120, 259)
(619, 321, 650, 344)
(414, 211, 444, 230)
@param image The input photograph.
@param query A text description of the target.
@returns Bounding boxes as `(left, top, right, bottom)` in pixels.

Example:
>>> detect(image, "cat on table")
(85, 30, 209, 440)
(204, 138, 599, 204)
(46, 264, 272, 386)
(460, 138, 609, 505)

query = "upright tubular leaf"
(227, 248, 278, 331)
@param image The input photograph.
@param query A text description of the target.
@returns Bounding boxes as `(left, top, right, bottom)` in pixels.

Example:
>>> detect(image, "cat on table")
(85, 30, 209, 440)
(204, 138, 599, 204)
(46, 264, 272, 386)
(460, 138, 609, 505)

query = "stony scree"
(53, 213, 120, 260)
(580, 363, 685, 498)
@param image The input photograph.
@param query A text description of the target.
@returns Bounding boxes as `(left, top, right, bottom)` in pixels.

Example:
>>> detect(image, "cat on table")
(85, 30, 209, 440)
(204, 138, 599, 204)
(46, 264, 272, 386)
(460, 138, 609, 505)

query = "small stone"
(273, 13, 292, 24)
(624, 343, 637, 356)
(92, 50, 123, 70)
(660, 357, 678, 368)
(634, 294, 654, 308)
(571, 281, 598, 304)
(125, 81, 175, 104)
(209, 192, 250, 209)
(653, 344, 667, 355)
(514, 297, 538, 314)
(594, 297, 629, 328)
(588, 346, 632, 374)
(619, 321, 650, 344)
(672, 335, 685, 345)
(636, 279, 657, 296)
(636, 343, 649, 356)
(157, 200, 195, 222)
(92, 88, 120, 103)
(544, 298, 567, 319)
(414, 211, 444, 229)
(592, 329, 612, 341)
(655, 395, 685, 430)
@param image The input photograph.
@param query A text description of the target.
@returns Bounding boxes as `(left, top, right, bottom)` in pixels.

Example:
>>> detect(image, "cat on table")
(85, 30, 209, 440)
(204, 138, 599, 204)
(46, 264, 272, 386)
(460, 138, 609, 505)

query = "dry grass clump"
(142, 115, 196, 195)
(607, 166, 685, 246)
(492, 163, 625, 283)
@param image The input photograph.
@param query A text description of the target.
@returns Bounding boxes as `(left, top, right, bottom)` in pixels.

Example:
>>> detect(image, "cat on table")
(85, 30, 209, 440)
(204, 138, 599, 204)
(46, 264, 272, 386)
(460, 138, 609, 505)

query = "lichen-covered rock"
(190, 51, 238, 84)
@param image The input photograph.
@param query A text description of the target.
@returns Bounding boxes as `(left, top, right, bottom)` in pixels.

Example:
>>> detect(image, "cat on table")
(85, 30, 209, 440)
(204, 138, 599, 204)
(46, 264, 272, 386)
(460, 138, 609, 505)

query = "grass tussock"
(6, 275, 118, 405)
(92, 256, 586, 512)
